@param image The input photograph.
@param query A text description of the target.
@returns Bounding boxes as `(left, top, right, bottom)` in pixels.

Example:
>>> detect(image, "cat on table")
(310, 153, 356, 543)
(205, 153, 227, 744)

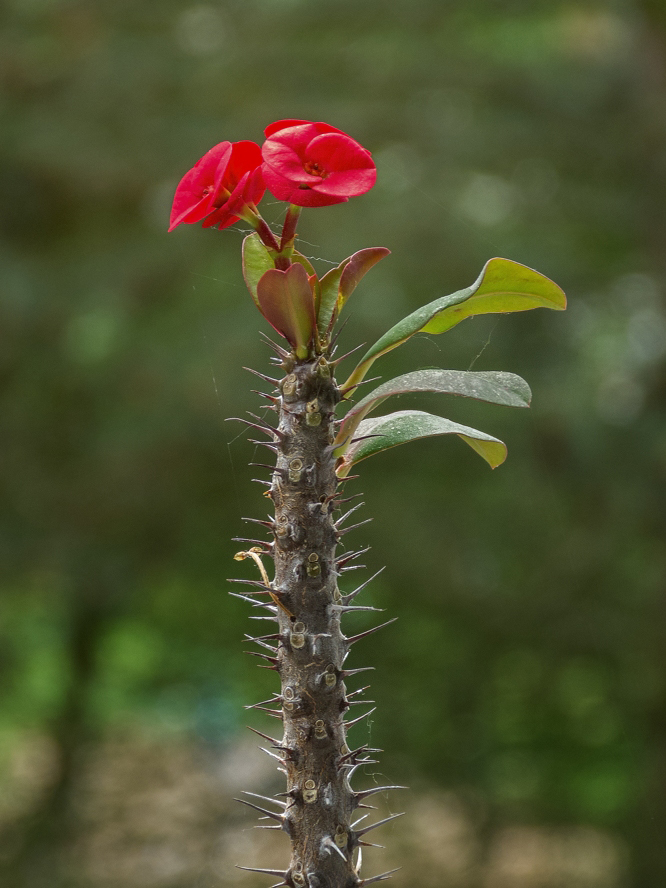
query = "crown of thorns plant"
(170, 118, 566, 888)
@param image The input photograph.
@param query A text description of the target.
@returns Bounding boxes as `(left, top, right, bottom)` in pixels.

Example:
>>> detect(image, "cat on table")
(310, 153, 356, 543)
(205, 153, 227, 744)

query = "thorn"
(334, 493, 366, 506)
(335, 502, 366, 528)
(252, 478, 273, 488)
(343, 568, 386, 605)
(328, 314, 353, 350)
(249, 615, 279, 622)
(336, 546, 371, 567)
(355, 785, 408, 802)
(229, 591, 265, 607)
(355, 813, 404, 838)
(228, 577, 269, 589)
(321, 835, 347, 862)
(248, 439, 278, 452)
(247, 726, 281, 745)
(244, 695, 281, 710)
(234, 797, 284, 822)
(226, 416, 283, 441)
(333, 605, 384, 614)
(248, 462, 280, 472)
(232, 537, 273, 549)
(338, 745, 382, 764)
(236, 866, 287, 879)
(341, 666, 376, 678)
(251, 390, 280, 404)
(336, 518, 373, 537)
(244, 652, 280, 672)
(338, 376, 382, 398)
(348, 698, 376, 706)
(242, 366, 280, 385)
(247, 409, 277, 424)
(358, 869, 401, 886)
(241, 791, 286, 809)
(241, 516, 274, 529)
(254, 824, 283, 831)
(330, 341, 366, 367)
(345, 760, 380, 781)
(243, 636, 278, 653)
(243, 632, 281, 642)
(346, 686, 372, 699)
(259, 746, 287, 763)
(259, 330, 290, 357)
(346, 618, 397, 647)
(344, 707, 377, 730)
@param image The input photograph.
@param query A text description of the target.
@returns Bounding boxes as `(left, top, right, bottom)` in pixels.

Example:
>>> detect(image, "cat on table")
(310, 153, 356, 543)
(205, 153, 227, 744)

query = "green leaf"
(242, 233, 275, 309)
(336, 409, 507, 477)
(334, 369, 531, 453)
(317, 262, 348, 333)
(256, 264, 316, 359)
(291, 251, 317, 278)
(341, 258, 566, 395)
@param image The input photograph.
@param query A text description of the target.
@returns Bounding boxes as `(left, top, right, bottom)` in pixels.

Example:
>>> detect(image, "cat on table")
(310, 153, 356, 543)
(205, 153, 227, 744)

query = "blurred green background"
(2, 0, 666, 886)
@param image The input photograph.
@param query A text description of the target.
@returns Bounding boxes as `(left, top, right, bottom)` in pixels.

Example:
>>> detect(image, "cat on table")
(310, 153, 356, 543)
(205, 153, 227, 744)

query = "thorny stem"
(236, 352, 400, 888)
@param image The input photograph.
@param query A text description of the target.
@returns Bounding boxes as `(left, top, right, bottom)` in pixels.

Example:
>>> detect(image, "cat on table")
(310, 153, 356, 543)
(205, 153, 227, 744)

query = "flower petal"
(262, 164, 347, 207)
(264, 119, 346, 139)
(168, 141, 232, 231)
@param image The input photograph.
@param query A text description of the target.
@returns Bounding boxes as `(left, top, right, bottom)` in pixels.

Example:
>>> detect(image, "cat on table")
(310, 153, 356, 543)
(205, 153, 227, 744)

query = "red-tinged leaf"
(317, 247, 390, 334)
(338, 248, 391, 314)
(256, 263, 316, 358)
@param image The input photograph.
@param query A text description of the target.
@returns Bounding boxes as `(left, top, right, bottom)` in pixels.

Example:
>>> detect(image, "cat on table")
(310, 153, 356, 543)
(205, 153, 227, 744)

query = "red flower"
(261, 120, 376, 208)
(169, 140, 265, 232)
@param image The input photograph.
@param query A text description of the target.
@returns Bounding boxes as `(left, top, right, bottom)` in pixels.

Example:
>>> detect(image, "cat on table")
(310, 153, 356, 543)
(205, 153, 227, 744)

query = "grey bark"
(237, 355, 399, 888)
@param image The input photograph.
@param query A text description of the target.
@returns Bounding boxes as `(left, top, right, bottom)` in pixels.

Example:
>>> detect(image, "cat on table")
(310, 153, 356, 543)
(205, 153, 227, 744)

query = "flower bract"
(169, 140, 264, 232)
(261, 120, 376, 208)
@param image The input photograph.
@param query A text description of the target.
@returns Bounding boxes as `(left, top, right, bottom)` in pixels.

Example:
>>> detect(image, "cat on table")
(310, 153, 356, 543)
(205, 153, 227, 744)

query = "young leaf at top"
(242, 233, 276, 308)
(333, 369, 531, 454)
(317, 262, 348, 333)
(341, 258, 566, 395)
(291, 251, 321, 315)
(256, 263, 316, 358)
(336, 409, 508, 477)
(317, 247, 390, 333)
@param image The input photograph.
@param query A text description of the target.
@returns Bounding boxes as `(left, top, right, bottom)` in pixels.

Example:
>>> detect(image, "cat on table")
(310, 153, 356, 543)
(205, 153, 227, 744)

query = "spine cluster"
(233, 354, 402, 888)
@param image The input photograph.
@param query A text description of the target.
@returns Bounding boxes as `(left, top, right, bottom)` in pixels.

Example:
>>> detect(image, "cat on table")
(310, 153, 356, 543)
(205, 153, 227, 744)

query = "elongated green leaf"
(341, 258, 566, 395)
(256, 264, 316, 359)
(242, 233, 275, 308)
(336, 409, 507, 477)
(334, 369, 531, 453)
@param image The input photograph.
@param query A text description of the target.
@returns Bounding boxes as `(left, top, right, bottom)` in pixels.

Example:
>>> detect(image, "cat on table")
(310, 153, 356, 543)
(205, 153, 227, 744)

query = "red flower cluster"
(261, 119, 376, 208)
(169, 119, 376, 230)
(168, 140, 264, 232)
